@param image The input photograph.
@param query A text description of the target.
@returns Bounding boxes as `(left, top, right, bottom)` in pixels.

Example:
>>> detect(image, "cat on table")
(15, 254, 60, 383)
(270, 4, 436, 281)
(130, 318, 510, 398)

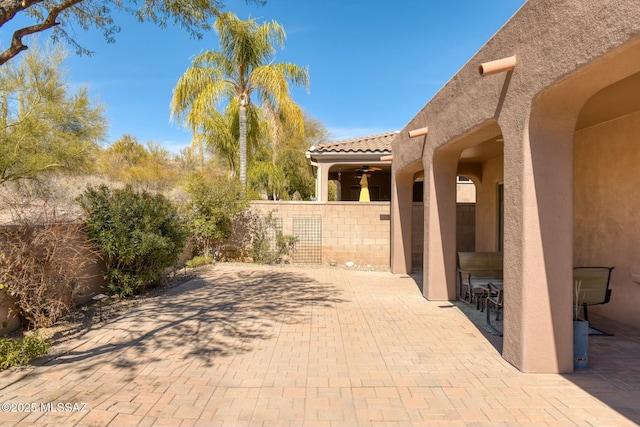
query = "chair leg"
(460, 284, 471, 303)
(476, 290, 487, 311)
(486, 300, 503, 336)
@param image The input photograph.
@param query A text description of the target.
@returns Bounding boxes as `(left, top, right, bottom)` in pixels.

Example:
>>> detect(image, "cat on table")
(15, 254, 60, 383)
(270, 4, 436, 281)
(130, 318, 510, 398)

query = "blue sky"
(3, 1, 526, 153)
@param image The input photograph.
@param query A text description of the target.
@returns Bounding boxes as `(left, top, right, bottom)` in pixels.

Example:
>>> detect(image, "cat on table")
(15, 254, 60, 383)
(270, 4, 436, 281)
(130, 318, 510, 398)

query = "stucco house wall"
(390, 0, 640, 373)
(471, 156, 503, 253)
(574, 110, 640, 327)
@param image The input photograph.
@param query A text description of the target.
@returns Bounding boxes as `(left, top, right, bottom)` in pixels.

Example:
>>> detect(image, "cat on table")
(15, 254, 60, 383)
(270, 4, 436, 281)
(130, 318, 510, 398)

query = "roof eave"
(308, 151, 392, 162)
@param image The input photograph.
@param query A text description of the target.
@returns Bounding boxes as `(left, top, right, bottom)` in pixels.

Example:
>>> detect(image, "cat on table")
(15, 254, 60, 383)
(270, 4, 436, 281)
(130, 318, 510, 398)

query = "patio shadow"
(43, 266, 347, 380)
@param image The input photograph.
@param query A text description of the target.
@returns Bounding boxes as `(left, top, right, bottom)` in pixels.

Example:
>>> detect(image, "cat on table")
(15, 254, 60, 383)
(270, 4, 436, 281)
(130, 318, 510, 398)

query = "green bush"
(77, 185, 188, 297)
(0, 333, 50, 370)
(186, 255, 214, 268)
(251, 210, 298, 264)
(183, 173, 249, 257)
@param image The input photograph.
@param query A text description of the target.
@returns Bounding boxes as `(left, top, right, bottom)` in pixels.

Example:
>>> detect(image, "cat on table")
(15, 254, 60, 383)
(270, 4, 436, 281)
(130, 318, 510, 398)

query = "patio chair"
(573, 266, 614, 334)
(485, 282, 503, 336)
(457, 252, 503, 309)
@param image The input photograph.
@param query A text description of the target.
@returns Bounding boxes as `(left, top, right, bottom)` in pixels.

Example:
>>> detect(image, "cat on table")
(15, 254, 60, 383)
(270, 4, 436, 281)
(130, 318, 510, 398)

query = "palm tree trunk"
(239, 102, 247, 186)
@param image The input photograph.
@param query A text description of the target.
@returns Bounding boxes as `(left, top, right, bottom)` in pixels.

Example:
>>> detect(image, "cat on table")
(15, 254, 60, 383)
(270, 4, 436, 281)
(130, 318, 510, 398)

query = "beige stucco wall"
(390, 0, 640, 372)
(251, 201, 391, 267)
(574, 110, 640, 327)
(456, 183, 476, 203)
(474, 156, 503, 252)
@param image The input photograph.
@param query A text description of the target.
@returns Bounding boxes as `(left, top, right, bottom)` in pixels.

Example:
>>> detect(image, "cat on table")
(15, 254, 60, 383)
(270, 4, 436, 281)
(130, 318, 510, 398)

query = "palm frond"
(171, 68, 232, 125)
(173, 11, 308, 185)
(256, 20, 286, 51)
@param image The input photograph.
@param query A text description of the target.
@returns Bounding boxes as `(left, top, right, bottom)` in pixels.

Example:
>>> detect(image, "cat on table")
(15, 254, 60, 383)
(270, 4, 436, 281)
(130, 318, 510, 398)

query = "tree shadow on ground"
(44, 266, 347, 378)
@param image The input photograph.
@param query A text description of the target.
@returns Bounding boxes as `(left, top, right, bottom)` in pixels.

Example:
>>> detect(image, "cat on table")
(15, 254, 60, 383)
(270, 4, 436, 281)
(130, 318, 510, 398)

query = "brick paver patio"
(1, 263, 639, 426)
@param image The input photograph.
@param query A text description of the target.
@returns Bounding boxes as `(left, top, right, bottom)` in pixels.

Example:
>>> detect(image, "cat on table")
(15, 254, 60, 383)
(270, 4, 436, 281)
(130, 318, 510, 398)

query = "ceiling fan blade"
(360, 165, 382, 173)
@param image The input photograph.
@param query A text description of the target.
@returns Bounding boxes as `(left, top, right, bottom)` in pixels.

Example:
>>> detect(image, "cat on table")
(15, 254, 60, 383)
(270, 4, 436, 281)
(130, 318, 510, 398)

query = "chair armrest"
(457, 268, 471, 283)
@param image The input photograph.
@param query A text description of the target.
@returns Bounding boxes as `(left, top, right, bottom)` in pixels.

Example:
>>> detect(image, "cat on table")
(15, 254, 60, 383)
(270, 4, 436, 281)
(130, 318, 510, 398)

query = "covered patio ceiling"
(453, 70, 640, 170)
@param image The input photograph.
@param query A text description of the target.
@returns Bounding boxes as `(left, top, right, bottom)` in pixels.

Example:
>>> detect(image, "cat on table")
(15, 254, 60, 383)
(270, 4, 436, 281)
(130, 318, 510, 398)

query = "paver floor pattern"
(0, 264, 638, 426)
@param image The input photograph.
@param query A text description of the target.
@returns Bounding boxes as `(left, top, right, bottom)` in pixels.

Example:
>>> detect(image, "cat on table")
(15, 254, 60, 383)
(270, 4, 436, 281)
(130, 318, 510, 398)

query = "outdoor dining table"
(473, 280, 503, 293)
(469, 279, 503, 310)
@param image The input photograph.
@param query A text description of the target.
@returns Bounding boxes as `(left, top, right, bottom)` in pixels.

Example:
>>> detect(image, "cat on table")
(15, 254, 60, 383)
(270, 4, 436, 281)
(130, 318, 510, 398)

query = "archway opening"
(574, 70, 640, 328)
(411, 171, 425, 271)
(455, 125, 504, 253)
(456, 175, 477, 253)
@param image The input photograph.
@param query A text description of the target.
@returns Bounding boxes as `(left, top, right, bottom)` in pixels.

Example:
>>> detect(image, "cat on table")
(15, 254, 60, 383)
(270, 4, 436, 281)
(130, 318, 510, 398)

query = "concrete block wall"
(251, 201, 391, 268)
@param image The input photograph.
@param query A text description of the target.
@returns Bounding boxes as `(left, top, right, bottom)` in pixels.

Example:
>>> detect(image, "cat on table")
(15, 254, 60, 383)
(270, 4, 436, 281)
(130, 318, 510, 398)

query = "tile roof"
(311, 131, 398, 154)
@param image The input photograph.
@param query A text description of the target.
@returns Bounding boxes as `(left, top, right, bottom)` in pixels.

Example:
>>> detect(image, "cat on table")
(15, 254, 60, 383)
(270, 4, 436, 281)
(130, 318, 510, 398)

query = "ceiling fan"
(354, 165, 382, 178)
(358, 165, 382, 173)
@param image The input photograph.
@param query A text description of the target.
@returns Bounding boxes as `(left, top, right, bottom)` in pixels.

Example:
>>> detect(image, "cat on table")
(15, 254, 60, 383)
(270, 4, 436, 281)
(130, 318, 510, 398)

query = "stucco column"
(502, 110, 575, 373)
(423, 149, 459, 300)
(390, 169, 414, 274)
(318, 164, 330, 202)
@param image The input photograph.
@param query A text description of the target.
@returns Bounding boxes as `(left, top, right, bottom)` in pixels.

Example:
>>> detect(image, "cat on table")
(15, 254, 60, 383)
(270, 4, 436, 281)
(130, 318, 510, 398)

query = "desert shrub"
(97, 135, 180, 192)
(215, 208, 261, 261)
(0, 332, 50, 370)
(0, 205, 93, 328)
(277, 234, 297, 262)
(77, 185, 188, 297)
(251, 210, 298, 264)
(183, 173, 249, 258)
(186, 255, 214, 268)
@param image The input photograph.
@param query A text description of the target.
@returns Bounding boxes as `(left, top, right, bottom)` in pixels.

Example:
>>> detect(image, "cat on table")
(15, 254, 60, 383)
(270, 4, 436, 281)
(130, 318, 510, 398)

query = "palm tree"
(199, 99, 267, 177)
(171, 12, 309, 186)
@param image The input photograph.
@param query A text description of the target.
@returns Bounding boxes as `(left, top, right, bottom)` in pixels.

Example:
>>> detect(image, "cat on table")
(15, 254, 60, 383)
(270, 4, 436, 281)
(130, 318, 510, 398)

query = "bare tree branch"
(0, 0, 41, 26)
(0, 0, 83, 66)
(0, 0, 267, 67)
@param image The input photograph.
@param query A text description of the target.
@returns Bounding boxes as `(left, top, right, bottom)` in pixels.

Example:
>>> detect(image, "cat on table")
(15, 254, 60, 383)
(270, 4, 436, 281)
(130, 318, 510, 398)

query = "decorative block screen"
(292, 215, 322, 264)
